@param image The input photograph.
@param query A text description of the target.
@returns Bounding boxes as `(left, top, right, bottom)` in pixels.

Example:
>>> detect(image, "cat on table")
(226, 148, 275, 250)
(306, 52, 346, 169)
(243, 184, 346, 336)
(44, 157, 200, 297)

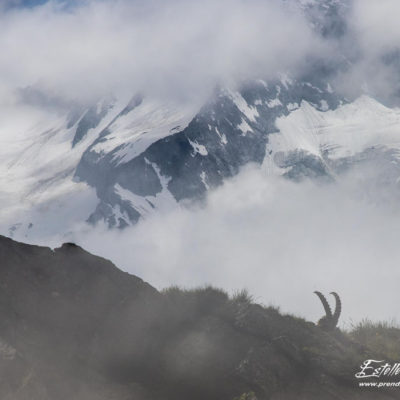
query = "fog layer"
(70, 165, 400, 327)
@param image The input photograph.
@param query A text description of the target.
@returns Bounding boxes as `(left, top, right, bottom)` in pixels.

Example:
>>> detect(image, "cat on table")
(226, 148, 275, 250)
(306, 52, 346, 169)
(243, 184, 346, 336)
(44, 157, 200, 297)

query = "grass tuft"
(350, 318, 400, 359)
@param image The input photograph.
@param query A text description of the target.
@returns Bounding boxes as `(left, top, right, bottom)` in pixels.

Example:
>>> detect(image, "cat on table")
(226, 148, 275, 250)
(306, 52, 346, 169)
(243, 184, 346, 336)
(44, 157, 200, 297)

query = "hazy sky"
(2, 0, 50, 9)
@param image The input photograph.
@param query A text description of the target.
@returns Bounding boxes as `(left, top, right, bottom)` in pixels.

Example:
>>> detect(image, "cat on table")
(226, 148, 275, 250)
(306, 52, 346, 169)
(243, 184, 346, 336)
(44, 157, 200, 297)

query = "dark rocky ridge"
(0, 235, 399, 399)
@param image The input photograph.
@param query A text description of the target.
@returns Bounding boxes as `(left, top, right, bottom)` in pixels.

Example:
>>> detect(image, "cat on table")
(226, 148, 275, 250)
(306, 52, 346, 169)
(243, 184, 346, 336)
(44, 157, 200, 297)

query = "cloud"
(70, 164, 400, 328)
(0, 0, 322, 104)
(1, 0, 399, 106)
(352, 0, 400, 55)
(335, 0, 400, 105)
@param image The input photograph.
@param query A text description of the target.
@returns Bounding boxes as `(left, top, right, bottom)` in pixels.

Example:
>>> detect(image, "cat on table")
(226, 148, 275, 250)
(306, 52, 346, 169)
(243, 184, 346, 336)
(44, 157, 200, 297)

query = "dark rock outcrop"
(0, 236, 398, 399)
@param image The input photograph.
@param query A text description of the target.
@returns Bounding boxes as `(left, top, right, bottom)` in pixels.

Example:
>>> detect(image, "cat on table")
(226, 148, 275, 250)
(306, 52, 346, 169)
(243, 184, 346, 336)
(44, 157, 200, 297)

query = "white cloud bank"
(0, 0, 322, 104)
(70, 165, 400, 327)
(0, 0, 400, 105)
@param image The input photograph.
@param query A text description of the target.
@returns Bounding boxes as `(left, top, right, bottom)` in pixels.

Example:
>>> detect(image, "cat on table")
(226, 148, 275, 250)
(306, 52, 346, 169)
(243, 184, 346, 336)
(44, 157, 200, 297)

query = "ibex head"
(314, 291, 341, 330)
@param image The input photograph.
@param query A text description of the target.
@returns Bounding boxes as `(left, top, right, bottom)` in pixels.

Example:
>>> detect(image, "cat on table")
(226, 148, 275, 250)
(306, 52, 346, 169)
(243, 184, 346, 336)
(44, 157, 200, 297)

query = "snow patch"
(268, 96, 400, 162)
(92, 98, 199, 164)
(188, 139, 208, 156)
(228, 90, 259, 122)
(215, 127, 228, 145)
(279, 73, 293, 89)
(266, 98, 282, 108)
(304, 82, 323, 93)
(320, 100, 329, 111)
(115, 161, 176, 217)
(287, 103, 299, 111)
(200, 171, 209, 190)
(238, 119, 253, 135)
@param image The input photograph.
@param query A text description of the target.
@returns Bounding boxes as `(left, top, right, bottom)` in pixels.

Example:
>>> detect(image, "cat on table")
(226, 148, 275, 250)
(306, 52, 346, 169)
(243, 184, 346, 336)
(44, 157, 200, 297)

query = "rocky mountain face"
(0, 235, 399, 400)
(3, 0, 400, 238)
(74, 71, 342, 228)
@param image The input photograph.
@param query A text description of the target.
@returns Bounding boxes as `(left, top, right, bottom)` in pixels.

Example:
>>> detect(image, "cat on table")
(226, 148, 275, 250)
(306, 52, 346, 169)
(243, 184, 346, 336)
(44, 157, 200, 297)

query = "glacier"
(2, 78, 400, 243)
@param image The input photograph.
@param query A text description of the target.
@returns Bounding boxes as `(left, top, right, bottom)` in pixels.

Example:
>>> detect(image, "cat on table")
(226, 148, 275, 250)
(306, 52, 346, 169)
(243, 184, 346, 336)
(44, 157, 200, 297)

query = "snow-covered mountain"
(75, 73, 342, 229)
(2, 0, 400, 240)
(2, 73, 400, 241)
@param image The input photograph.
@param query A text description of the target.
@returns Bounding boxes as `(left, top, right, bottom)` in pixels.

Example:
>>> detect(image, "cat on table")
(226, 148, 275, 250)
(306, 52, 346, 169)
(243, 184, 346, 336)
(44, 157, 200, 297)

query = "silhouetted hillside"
(0, 235, 398, 399)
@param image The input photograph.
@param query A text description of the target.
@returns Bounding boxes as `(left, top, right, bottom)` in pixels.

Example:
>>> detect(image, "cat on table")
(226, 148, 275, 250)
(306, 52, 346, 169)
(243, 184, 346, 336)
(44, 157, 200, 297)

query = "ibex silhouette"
(314, 291, 341, 330)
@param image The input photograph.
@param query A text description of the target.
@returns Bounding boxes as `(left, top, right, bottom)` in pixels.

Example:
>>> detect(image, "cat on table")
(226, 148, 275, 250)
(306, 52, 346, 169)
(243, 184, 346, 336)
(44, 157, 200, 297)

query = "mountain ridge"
(0, 234, 398, 399)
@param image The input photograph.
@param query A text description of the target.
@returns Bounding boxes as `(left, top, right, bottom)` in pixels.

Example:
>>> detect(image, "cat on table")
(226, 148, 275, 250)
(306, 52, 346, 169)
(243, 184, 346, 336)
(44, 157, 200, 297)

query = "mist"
(0, 0, 322, 106)
(0, 0, 399, 106)
(335, 0, 400, 105)
(63, 164, 400, 329)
